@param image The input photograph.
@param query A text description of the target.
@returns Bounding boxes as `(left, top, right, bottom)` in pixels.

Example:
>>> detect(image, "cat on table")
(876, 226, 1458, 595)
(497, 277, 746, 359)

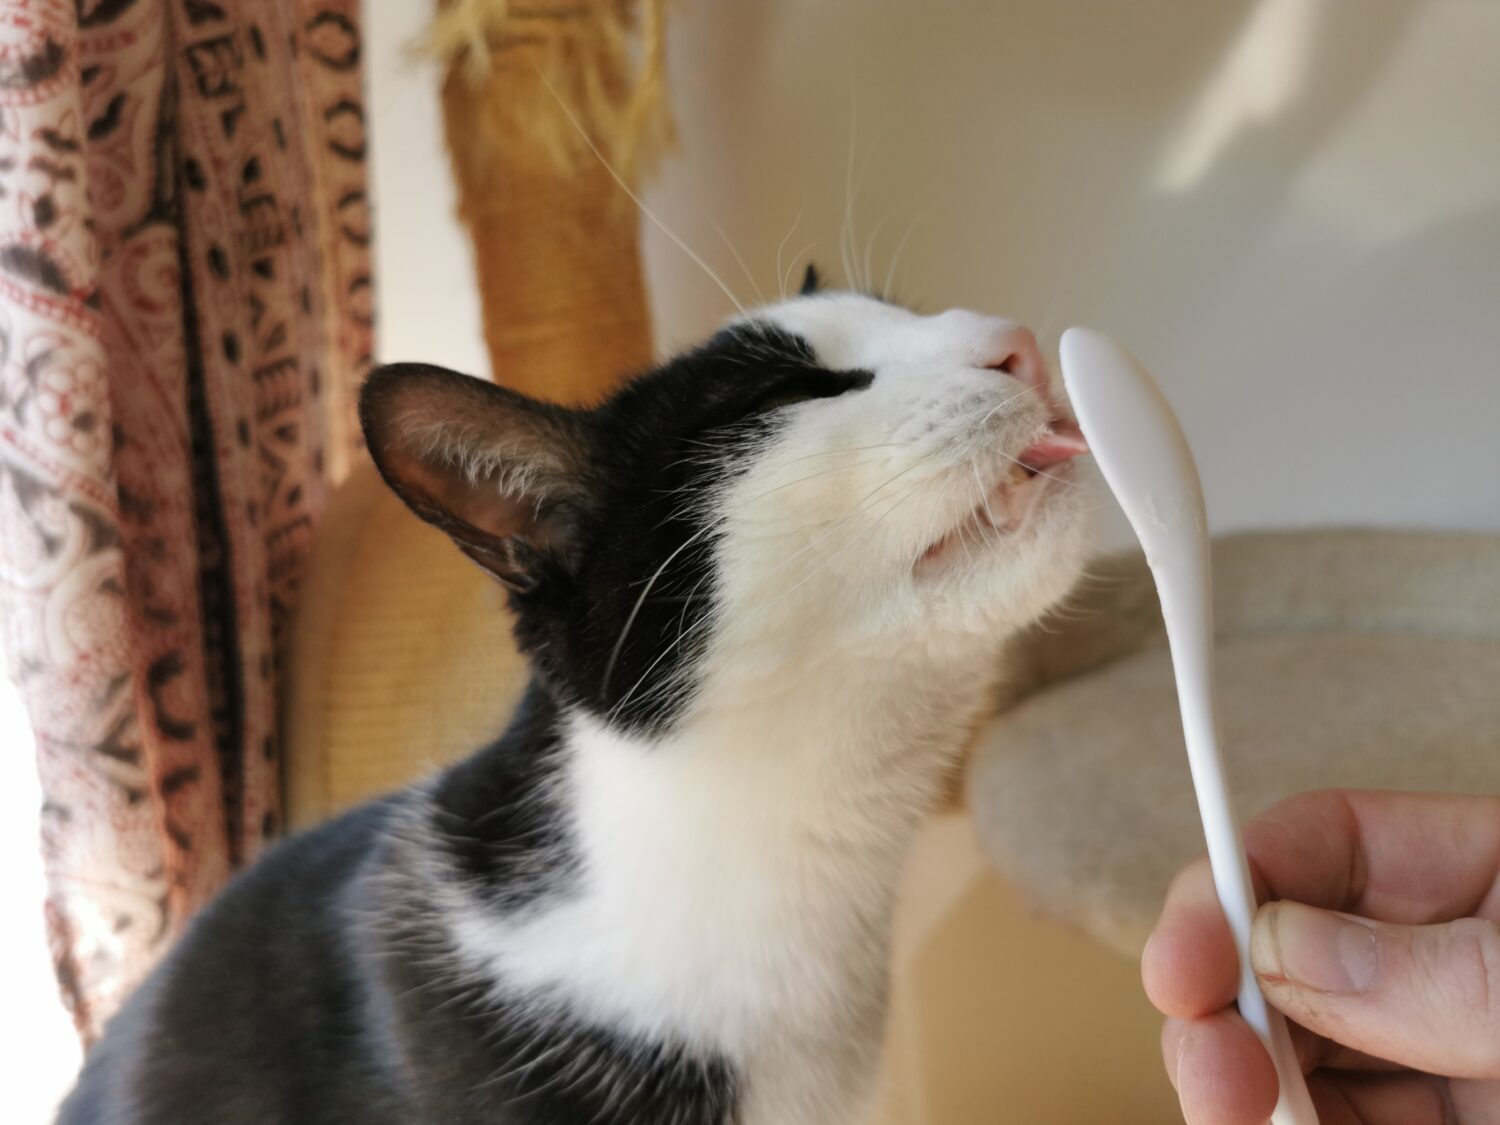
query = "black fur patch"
(369, 322, 872, 735)
(430, 682, 579, 911)
(61, 797, 739, 1124)
(520, 322, 872, 733)
(372, 896, 739, 1124)
(60, 803, 411, 1124)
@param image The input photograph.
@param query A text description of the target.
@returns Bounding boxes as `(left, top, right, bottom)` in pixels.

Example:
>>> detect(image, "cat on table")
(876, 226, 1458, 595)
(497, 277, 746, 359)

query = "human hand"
(1142, 789, 1500, 1124)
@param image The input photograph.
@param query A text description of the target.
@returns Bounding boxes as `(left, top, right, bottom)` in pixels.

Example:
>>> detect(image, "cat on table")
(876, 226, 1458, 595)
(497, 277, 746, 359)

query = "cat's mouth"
(917, 420, 1089, 569)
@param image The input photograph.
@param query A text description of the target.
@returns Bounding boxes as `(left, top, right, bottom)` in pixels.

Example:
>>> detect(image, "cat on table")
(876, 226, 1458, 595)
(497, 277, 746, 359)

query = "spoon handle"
(1154, 555, 1319, 1125)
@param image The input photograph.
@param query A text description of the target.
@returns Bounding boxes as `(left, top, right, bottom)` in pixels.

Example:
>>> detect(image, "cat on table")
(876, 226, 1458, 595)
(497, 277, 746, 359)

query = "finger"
(1253, 901, 1500, 1078)
(1289, 1021, 1404, 1073)
(1162, 1013, 1279, 1125)
(1307, 1071, 1453, 1125)
(1243, 790, 1500, 925)
(1145, 790, 1500, 1019)
(1144, 858, 1243, 1018)
(1450, 1077, 1500, 1121)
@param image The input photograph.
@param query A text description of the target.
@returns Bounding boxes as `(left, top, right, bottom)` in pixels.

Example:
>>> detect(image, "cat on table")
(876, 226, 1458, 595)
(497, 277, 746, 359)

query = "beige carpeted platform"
(970, 529, 1500, 958)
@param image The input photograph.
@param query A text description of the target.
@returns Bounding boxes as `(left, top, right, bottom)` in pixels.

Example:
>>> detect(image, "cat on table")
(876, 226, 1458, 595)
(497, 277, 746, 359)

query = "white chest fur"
(446, 657, 986, 1125)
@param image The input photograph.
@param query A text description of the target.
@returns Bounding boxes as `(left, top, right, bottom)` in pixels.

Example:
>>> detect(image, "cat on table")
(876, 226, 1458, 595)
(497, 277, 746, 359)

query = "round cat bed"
(968, 529, 1500, 959)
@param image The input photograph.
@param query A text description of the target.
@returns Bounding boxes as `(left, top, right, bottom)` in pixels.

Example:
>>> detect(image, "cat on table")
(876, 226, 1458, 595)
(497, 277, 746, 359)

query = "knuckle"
(1424, 918, 1500, 1073)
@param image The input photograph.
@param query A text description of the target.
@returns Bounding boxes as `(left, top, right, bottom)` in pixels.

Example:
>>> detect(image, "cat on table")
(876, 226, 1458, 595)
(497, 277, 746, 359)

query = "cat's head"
(361, 275, 1092, 734)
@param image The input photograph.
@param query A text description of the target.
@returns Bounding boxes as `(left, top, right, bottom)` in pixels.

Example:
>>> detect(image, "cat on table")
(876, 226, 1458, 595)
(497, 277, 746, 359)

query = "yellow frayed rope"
(420, 0, 673, 182)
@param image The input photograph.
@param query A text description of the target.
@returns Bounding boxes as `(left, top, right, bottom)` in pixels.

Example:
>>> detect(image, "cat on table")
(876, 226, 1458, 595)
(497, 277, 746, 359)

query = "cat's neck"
(433, 649, 993, 1124)
(477, 651, 983, 981)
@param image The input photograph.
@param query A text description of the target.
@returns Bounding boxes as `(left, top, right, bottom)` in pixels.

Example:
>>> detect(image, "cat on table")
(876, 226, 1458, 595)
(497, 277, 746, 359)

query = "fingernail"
(1252, 901, 1379, 994)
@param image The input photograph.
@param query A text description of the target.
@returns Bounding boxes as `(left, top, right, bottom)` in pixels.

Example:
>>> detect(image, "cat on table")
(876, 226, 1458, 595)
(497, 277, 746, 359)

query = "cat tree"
(425, 0, 671, 403)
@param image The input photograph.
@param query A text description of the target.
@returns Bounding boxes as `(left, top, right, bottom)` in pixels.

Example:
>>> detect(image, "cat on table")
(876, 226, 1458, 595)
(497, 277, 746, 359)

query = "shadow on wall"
(642, 0, 1499, 543)
(1082, 0, 1418, 356)
(651, 0, 1418, 331)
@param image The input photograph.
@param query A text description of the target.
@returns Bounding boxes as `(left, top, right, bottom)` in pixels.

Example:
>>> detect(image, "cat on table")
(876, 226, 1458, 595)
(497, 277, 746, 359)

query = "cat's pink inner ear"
(378, 446, 554, 590)
(361, 364, 589, 588)
(380, 442, 529, 544)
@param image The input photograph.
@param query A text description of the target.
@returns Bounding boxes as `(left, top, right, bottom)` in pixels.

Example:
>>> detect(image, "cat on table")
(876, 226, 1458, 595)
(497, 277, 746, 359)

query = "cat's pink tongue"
(1019, 419, 1089, 471)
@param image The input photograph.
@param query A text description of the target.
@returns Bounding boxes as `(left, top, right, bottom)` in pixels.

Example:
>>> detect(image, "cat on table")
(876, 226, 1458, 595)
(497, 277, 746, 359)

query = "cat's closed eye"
(756, 385, 824, 412)
(755, 371, 872, 413)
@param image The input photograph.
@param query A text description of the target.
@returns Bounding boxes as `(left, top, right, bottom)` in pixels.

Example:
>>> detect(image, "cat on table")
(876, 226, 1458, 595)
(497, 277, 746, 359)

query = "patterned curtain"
(0, 0, 372, 1043)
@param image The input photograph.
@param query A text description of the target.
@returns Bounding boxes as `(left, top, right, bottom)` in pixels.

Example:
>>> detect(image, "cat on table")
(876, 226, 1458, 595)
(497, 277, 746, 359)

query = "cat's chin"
(912, 460, 1080, 579)
(907, 472, 1092, 647)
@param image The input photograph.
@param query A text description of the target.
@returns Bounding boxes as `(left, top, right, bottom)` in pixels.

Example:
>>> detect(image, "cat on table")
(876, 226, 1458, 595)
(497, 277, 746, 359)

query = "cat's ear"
(799, 263, 822, 296)
(359, 364, 599, 592)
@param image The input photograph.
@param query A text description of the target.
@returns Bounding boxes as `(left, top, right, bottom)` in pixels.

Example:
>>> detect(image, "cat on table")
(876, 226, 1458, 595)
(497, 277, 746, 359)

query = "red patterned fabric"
(0, 0, 372, 1042)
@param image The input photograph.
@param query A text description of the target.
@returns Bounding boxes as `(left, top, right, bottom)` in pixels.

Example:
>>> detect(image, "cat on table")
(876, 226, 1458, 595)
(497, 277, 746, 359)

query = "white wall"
(369, 0, 1500, 547)
(366, 0, 489, 378)
(0, 660, 83, 1117)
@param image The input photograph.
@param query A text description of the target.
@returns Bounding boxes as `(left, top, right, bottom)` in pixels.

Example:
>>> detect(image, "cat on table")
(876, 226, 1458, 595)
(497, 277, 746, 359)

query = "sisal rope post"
(426, 0, 672, 405)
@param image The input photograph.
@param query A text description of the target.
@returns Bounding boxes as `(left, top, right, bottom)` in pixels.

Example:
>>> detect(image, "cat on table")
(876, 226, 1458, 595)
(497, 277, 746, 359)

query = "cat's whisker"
(907, 256, 949, 310)
(744, 459, 932, 579)
(940, 473, 979, 569)
(710, 219, 765, 306)
(608, 591, 720, 723)
(1030, 233, 1088, 349)
(986, 443, 1080, 490)
(1034, 178, 1131, 346)
(840, 89, 856, 291)
(608, 623, 700, 722)
(654, 441, 906, 509)
(972, 459, 1000, 529)
(976, 385, 1036, 429)
(772, 440, 906, 466)
(532, 66, 747, 317)
(782, 240, 819, 299)
(860, 204, 905, 302)
(881, 191, 950, 302)
(1033, 261, 1090, 351)
(675, 573, 713, 641)
(742, 456, 889, 501)
(848, 146, 877, 291)
(840, 86, 878, 292)
(758, 474, 929, 611)
(774, 211, 804, 302)
(601, 524, 715, 697)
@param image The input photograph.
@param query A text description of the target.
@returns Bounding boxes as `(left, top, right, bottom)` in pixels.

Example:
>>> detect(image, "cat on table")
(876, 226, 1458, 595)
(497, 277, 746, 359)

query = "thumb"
(1250, 900, 1500, 1079)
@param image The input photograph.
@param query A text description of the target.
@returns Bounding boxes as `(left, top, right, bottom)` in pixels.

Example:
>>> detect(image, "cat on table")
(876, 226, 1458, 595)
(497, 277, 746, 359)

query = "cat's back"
(57, 799, 407, 1125)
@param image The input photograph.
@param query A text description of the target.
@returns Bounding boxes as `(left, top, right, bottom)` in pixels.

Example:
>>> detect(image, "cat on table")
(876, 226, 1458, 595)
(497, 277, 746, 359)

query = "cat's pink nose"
(985, 327, 1049, 393)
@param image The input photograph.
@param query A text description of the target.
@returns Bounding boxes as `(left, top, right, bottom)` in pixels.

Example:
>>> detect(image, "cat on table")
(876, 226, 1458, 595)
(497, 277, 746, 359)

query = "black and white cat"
(60, 271, 1092, 1125)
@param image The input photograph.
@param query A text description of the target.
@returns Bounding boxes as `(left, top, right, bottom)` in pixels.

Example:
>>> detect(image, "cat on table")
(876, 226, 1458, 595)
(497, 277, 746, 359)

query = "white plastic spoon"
(1058, 327, 1318, 1125)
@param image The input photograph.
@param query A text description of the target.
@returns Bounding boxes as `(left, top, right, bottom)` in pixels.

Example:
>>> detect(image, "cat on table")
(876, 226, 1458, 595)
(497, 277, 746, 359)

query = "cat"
(59, 268, 1092, 1125)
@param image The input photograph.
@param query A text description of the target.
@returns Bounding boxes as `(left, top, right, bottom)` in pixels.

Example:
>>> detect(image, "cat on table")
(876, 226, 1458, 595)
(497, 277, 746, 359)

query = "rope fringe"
(420, 0, 674, 183)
